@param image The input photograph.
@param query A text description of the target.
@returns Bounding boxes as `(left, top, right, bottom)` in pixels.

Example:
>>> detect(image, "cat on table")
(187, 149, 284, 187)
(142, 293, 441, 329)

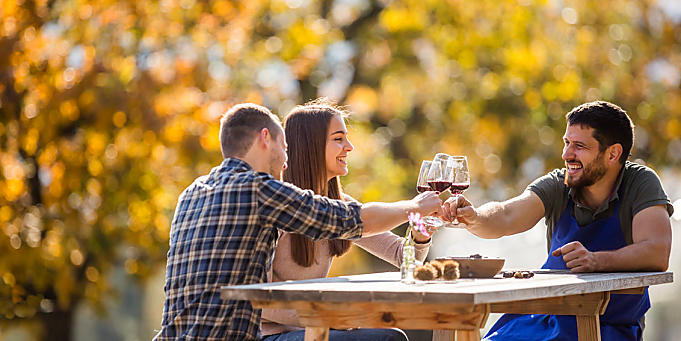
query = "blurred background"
(1, 0, 680, 340)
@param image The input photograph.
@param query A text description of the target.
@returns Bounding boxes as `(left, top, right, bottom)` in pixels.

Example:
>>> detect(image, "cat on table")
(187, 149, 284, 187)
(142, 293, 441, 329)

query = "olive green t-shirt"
(527, 161, 674, 252)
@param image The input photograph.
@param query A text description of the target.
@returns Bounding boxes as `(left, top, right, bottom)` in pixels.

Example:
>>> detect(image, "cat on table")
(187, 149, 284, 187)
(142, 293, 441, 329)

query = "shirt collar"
(219, 157, 254, 172)
(568, 162, 626, 212)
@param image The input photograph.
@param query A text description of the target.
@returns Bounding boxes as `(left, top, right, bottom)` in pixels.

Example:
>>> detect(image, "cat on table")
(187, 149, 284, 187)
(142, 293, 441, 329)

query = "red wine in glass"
(450, 182, 470, 194)
(427, 181, 452, 192)
(416, 185, 431, 193)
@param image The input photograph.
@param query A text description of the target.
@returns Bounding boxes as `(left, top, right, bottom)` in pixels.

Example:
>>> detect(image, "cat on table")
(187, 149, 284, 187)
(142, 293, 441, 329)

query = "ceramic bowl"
(434, 255, 505, 278)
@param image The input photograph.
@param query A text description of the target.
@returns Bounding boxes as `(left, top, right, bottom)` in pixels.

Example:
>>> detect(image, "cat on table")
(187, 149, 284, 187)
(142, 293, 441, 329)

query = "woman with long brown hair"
(261, 100, 434, 341)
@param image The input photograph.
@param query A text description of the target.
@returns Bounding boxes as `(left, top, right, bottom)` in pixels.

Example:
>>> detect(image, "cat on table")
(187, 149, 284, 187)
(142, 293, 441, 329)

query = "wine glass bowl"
(447, 156, 470, 225)
(416, 161, 433, 194)
(427, 153, 453, 192)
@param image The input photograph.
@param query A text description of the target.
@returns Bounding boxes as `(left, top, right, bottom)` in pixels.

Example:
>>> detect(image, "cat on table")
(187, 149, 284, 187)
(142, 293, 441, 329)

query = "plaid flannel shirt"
(154, 158, 363, 340)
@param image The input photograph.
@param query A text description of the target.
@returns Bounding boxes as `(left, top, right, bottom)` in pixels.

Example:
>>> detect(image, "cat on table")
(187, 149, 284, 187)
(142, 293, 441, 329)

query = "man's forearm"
(465, 201, 509, 239)
(594, 240, 670, 272)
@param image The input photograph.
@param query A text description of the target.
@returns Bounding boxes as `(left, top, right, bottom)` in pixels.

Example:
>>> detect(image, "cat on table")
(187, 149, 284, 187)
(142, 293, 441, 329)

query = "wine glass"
(419, 154, 453, 228)
(448, 156, 470, 225)
(427, 153, 453, 193)
(416, 160, 433, 194)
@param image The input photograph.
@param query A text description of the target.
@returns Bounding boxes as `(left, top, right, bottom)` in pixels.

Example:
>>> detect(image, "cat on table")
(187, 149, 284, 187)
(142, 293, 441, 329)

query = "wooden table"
(221, 270, 672, 341)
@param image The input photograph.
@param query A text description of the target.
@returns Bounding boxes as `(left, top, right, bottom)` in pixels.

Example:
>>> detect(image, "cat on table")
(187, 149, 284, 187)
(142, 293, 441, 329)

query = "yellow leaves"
(85, 132, 107, 157)
(199, 125, 220, 152)
(12, 62, 29, 92)
(69, 249, 84, 266)
(0, 206, 12, 223)
(282, 21, 323, 60)
(666, 119, 681, 139)
(59, 100, 79, 121)
(473, 116, 504, 150)
(556, 72, 580, 101)
(85, 266, 99, 282)
(112, 111, 126, 128)
(79, 89, 95, 109)
(41, 229, 63, 259)
(524, 89, 542, 109)
(479, 72, 500, 99)
(1, 13, 18, 37)
(54, 268, 74, 310)
(346, 86, 378, 119)
(124, 259, 138, 274)
(21, 128, 39, 156)
(212, 0, 235, 18)
(3, 179, 25, 202)
(2, 272, 16, 286)
(154, 87, 204, 117)
(163, 119, 186, 143)
(112, 56, 137, 84)
(128, 200, 153, 227)
(458, 50, 477, 69)
(380, 7, 426, 33)
(87, 159, 103, 176)
(154, 213, 170, 238)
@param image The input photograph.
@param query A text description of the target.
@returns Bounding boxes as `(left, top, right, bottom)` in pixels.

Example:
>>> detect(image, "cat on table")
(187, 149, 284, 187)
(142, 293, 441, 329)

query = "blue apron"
(485, 199, 649, 341)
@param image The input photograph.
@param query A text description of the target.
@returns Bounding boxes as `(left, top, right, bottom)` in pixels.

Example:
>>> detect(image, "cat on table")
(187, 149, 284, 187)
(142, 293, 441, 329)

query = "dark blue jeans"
(262, 328, 408, 341)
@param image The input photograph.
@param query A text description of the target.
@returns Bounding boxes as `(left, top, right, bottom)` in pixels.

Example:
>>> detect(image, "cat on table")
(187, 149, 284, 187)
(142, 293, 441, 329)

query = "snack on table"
(428, 260, 445, 278)
(441, 260, 460, 280)
(414, 264, 438, 281)
(501, 270, 535, 279)
(413, 260, 460, 281)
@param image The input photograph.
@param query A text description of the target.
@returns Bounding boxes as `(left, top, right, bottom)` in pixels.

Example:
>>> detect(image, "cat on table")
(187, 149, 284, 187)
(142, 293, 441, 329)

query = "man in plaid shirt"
(154, 103, 442, 340)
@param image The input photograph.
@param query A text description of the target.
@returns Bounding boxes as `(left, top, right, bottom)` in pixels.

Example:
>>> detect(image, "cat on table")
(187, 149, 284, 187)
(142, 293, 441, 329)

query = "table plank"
(490, 292, 609, 315)
(221, 271, 672, 305)
(253, 300, 490, 330)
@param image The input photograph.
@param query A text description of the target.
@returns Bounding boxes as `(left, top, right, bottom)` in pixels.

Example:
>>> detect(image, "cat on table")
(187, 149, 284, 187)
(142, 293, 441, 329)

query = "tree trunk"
(40, 309, 73, 341)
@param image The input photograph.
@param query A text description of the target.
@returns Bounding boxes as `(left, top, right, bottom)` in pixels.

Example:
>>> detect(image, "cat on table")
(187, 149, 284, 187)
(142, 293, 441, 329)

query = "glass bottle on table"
(400, 239, 415, 284)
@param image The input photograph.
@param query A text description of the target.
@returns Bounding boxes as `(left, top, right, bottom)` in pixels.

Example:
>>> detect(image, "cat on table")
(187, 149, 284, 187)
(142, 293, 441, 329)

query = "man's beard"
(268, 154, 284, 181)
(565, 152, 607, 189)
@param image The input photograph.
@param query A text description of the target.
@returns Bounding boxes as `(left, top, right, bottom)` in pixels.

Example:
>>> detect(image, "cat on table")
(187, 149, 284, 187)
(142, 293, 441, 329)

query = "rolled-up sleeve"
(256, 175, 363, 241)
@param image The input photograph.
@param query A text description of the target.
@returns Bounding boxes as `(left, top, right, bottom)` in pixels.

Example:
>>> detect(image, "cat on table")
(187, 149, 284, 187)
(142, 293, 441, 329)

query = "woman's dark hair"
(565, 101, 634, 164)
(283, 99, 351, 267)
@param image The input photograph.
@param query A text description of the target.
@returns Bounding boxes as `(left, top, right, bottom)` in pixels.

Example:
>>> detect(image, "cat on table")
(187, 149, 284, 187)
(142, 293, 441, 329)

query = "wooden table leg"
(432, 330, 455, 341)
(432, 329, 481, 341)
(576, 315, 601, 341)
(455, 329, 481, 341)
(304, 327, 329, 341)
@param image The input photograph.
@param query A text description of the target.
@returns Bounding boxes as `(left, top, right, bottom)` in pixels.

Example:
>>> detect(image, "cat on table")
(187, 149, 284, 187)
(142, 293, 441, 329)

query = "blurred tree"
(1, 0, 680, 339)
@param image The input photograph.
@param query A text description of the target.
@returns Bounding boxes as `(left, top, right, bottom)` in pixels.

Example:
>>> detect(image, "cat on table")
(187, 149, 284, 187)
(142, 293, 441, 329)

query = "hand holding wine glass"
(443, 193, 476, 226)
(448, 156, 470, 225)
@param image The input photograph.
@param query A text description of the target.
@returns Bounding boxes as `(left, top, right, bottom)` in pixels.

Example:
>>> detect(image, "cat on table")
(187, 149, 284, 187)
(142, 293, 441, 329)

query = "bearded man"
(443, 101, 673, 341)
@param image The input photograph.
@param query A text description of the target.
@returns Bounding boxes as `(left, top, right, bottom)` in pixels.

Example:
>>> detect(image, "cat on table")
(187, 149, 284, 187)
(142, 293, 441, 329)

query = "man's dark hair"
(219, 103, 281, 158)
(566, 101, 634, 164)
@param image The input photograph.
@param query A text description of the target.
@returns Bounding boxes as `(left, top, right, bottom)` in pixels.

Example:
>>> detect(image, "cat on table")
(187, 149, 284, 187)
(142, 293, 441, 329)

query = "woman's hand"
(411, 191, 443, 217)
